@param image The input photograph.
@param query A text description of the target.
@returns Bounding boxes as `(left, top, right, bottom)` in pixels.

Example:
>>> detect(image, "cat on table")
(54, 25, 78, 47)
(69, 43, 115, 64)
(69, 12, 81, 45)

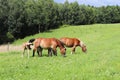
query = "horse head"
(60, 48, 66, 56)
(80, 41, 87, 53)
(57, 40, 66, 56)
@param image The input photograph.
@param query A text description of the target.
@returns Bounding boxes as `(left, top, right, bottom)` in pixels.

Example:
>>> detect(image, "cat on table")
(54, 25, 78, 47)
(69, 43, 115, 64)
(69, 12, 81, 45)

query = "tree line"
(0, 0, 120, 44)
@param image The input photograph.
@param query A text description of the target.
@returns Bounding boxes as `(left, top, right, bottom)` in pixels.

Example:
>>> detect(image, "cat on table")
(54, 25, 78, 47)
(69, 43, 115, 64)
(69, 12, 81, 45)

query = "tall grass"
(0, 24, 120, 80)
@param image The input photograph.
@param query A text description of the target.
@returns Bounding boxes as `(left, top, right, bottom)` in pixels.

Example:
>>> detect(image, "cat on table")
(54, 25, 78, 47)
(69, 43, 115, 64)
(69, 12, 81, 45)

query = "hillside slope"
(0, 24, 120, 80)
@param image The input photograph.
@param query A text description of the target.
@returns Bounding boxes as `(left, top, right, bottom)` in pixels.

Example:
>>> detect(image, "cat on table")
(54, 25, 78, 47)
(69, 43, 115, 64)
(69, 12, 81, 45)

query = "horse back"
(60, 37, 80, 47)
(34, 38, 58, 49)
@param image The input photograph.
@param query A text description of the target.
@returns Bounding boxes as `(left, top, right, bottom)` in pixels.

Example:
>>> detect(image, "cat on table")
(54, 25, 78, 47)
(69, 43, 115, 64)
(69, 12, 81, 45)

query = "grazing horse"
(22, 42, 33, 58)
(60, 37, 87, 54)
(29, 38, 66, 57)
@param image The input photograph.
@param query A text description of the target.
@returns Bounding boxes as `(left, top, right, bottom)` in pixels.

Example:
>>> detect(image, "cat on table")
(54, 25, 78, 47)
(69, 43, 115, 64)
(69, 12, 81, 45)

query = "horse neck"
(80, 41, 84, 48)
(57, 40, 64, 49)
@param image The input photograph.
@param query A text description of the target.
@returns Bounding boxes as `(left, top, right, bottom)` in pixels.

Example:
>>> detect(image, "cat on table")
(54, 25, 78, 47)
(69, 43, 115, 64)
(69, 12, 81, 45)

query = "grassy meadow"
(0, 24, 120, 80)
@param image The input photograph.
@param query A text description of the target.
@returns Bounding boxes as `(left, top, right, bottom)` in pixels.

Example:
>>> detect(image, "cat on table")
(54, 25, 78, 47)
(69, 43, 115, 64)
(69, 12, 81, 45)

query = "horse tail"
(29, 38, 35, 43)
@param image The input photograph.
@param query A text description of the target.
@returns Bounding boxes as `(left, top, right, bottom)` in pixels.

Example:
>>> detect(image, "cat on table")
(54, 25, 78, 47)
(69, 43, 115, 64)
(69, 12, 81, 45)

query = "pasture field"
(0, 24, 120, 80)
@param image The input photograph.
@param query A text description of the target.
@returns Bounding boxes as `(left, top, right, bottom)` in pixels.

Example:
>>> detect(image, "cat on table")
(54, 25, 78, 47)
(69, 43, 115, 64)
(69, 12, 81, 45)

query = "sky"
(54, 0, 120, 7)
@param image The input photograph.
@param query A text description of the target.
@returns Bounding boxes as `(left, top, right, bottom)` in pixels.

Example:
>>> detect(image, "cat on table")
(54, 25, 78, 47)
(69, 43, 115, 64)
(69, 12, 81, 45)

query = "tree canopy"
(0, 0, 120, 44)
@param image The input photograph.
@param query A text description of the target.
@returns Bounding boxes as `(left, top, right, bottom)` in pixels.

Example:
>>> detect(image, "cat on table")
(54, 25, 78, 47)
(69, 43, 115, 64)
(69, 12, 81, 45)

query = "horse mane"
(58, 39, 65, 47)
(80, 41, 86, 47)
(60, 41, 64, 46)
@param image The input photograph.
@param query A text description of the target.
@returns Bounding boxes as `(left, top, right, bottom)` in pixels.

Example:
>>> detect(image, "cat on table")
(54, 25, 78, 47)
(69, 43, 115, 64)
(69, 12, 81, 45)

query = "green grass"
(0, 24, 120, 80)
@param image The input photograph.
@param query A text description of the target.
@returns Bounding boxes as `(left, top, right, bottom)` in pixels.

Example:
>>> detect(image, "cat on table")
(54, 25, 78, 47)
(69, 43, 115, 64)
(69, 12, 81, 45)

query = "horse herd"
(22, 37, 87, 58)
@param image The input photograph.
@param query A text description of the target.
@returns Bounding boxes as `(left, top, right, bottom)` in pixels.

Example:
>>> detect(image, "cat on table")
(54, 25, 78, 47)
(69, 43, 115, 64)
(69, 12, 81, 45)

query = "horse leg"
(48, 48, 52, 57)
(37, 47, 40, 56)
(39, 47, 43, 57)
(32, 48, 36, 57)
(27, 48, 30, 58)
(52, 48, 57, 56)
(37, 49, 39, 56)
(37, 47, 43, 57)
(22, 48, 26, 57)
(71, 46, 76, 54)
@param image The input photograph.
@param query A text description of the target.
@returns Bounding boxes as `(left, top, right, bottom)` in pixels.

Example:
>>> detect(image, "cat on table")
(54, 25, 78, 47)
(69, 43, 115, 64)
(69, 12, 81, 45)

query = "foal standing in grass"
(22, 42, 33, 58)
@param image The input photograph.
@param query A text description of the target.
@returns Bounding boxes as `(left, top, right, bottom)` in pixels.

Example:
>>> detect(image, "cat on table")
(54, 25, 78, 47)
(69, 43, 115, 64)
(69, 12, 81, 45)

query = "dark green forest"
(0, 0, 120, 44)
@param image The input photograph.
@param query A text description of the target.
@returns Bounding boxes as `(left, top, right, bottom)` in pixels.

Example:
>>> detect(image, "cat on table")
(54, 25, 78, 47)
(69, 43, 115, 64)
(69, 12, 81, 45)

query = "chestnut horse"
(60, 37, 87, 54)
(22, 42, 33, 58)
(29, 38, 66, 57)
